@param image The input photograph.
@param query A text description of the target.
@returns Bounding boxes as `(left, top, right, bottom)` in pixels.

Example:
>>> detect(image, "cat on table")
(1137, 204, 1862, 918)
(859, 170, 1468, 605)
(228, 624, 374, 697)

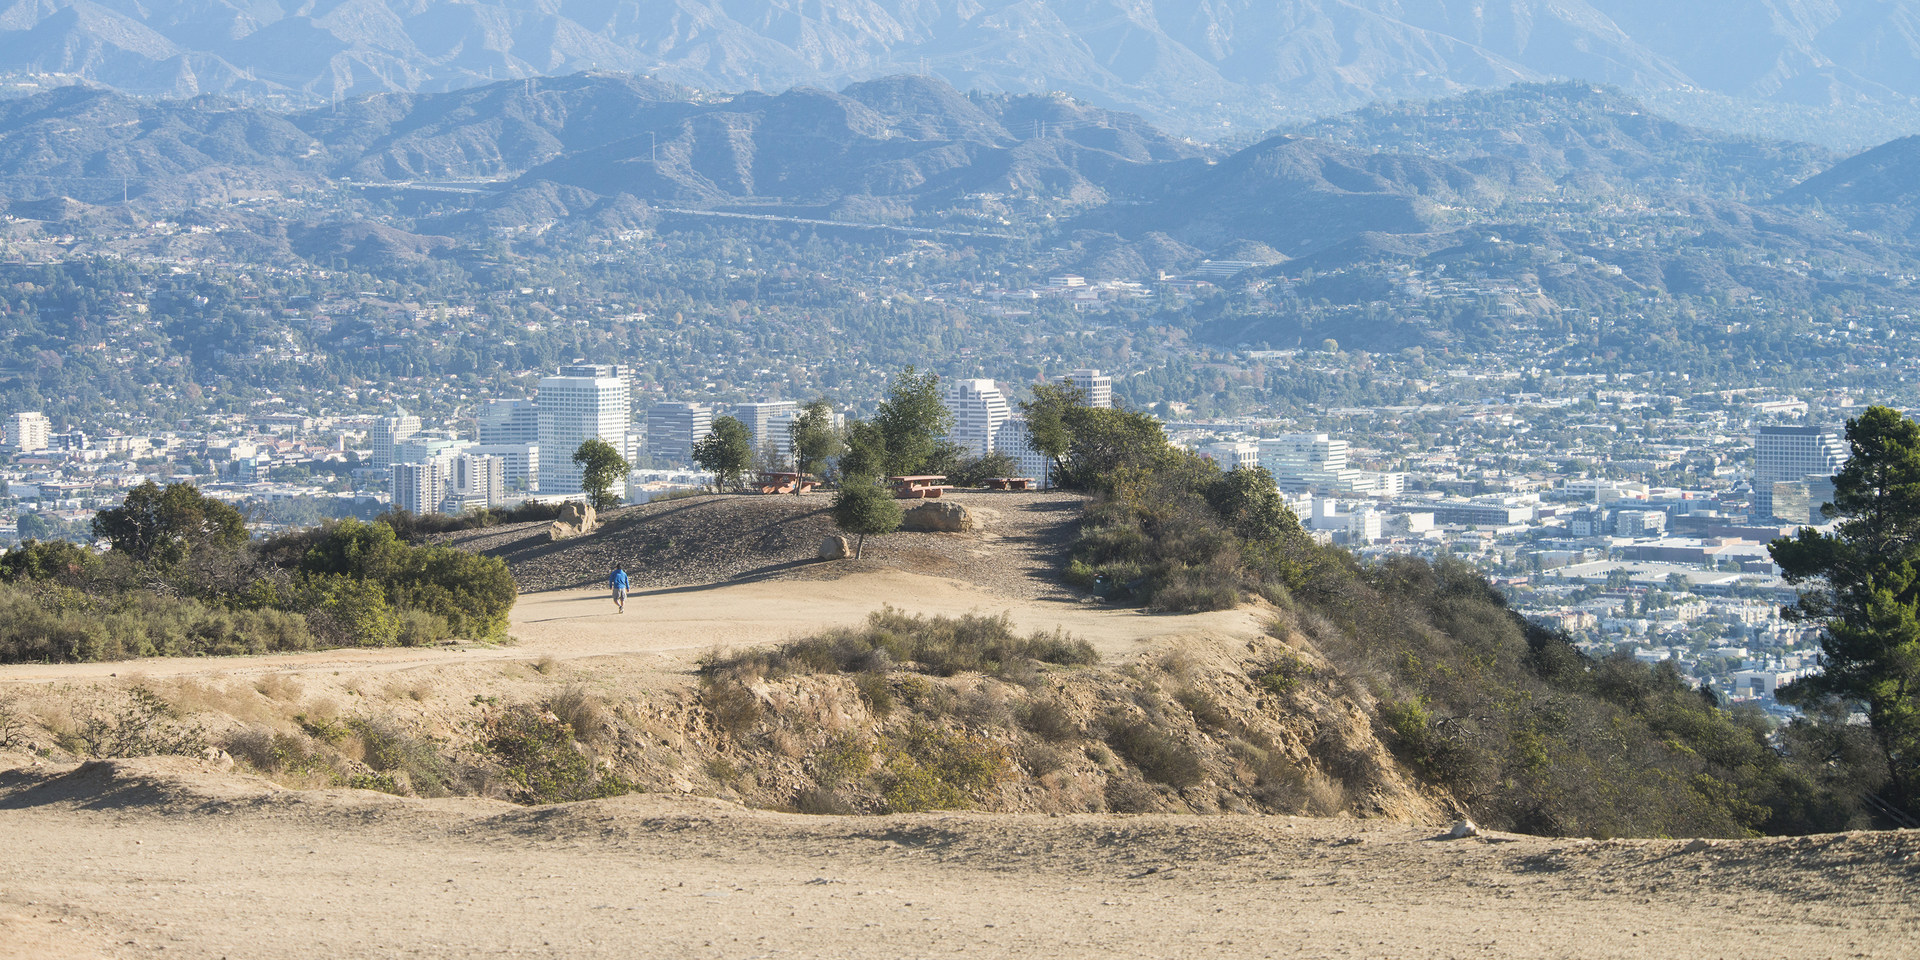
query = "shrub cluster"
(1298, 556, 1885, 837)
(704, 607, 1097, 680)
(0, 486, 517, 663)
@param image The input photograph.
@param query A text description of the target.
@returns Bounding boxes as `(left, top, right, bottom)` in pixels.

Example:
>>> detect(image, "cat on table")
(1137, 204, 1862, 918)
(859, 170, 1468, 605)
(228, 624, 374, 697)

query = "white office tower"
(733, 401, 800, 463)
(1753, 425, 1847, 520)
(1067, 369, 1112, 408)
(947, 379, 1012, 458)
(995, 417, 1054, 487)
(470, 443, 538, 493)
(646, 402, 714, 464)
(1258, 433, 1378, 494)
(391, 461, 447, 515)
(7, 412, 50, 454)
(446, 453, 507, 511)
(392, 434, 471, 465)
(538, 364, 632, 499)
(477, 399, 539, 445)
(371, 409, 421, 468)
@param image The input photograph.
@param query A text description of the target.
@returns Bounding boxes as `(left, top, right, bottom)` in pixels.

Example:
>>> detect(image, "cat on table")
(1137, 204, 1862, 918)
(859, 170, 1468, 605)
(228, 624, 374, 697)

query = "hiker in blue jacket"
(608, 564, 629, 614)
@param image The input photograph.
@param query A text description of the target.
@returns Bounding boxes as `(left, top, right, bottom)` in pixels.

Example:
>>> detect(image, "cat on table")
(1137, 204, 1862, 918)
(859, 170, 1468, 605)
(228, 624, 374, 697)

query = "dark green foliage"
(871, 366, 953, 478)
(1070, 457, 1320, 611)
(372, 502, 575, 541)
(788, 399, 844, 476)
(703, 608, 1097, 681)
(0, 515, 515, 664)
(0, 582, 314, 662)
(946, 451, 1018, 488)
(836, 419, 890, 483)
(0, 539, 100, 583)
(1301, 556, 1863, 838)
(572, 437, 631, 510)
(91, 481, 248, 568)
(474, 703, 631, 805)
(1020, 382, 1175, 491)
(1772, 405, 1920, 816)
(693, 415, 755, 489)
(829, 480, 903, 558)
(296, 518, 517, 642)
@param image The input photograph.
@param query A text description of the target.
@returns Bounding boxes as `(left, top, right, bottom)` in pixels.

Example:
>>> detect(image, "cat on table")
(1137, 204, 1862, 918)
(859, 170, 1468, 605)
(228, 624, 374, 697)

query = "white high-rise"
(996, 418, 1053, 487)
(8, 412, 50, 454)
(1066, 369, 1112, 408)
(371, 409, 420, 468)
(946, 379, 1011, 459)
(538, 364, 632, 499)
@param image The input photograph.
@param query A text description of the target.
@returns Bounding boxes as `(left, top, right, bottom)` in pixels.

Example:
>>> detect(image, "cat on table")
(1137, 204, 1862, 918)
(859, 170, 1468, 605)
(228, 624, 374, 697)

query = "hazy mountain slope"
(1290, 82, 1838, 202)
(1, 1, 1918, 145)
(1780, 134, 1920, 237)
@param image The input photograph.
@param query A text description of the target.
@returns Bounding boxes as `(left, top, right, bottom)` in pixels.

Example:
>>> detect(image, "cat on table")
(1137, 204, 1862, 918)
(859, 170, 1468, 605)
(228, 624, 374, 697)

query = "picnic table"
(890, 475, 953, 499)
(984, 477, 1037, 491)
(754, 471, 820, 495)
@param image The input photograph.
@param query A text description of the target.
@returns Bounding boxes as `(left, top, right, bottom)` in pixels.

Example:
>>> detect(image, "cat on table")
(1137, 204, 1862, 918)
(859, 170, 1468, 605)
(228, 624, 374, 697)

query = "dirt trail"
(0, 569, 1266, 685)
(1, 757, 1916, 960)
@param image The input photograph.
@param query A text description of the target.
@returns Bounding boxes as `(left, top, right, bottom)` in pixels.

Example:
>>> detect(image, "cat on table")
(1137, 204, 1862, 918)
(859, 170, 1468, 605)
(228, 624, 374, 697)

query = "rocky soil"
(439, 490, 1086, 599)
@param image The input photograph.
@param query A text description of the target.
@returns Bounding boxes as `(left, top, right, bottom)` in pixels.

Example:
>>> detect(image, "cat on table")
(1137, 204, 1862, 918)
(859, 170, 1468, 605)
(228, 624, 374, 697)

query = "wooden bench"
(890, 475, 953, 499)
(985, 477, 1037, 491)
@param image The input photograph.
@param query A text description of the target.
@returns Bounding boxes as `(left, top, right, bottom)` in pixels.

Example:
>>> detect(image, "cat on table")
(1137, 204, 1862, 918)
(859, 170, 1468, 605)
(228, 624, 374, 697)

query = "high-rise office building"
(477, 399, 539, 445)
(732, 401, 800, 464)
(946, 379, 1012, 459)
(1753, 425, 1846, 520)
(1066, 369, 1112, 409)
(448, 453, 506, 509)
(371, 409, 421, 468)
(645, 402, 714, 464)
(7, 412, 50, 454)
(537, 364, 632, 499)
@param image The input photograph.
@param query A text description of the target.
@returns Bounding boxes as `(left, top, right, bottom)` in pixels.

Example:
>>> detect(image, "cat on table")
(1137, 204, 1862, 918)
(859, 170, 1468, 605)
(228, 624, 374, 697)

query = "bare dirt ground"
(2, 756, 1917, 960)
(4, 496, 1919, 958)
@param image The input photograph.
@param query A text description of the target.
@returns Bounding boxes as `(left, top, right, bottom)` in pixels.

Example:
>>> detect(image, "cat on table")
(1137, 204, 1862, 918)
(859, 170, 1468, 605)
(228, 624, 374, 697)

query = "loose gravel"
(438, 490, 1088, 600)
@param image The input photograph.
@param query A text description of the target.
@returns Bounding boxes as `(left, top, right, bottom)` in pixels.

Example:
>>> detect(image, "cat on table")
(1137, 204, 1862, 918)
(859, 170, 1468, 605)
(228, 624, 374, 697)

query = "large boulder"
(818, 535, 852, 560)
(901, 501, 973, 533)
(545, 501, 599, 542)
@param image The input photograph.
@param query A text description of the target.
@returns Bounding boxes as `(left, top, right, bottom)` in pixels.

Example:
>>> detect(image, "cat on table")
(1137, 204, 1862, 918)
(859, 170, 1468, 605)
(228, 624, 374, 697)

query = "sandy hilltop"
(2, 492, 1918, 959)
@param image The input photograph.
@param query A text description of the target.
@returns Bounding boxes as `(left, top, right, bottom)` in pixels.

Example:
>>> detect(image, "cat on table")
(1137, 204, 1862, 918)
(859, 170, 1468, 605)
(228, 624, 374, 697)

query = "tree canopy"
(788, 399, 843, 476)
(91, 481, 249, 567)
(872, 366, 953, 478)
(1772, 405, 1920, 814)
(693, 415, 755, 490)
(830, 481, 903, 559)
(572, 438, 630, 510)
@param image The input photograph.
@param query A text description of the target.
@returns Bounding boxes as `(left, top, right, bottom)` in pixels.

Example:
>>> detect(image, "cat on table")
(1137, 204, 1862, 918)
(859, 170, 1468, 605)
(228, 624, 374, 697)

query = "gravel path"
(438, 491, 1088, 600)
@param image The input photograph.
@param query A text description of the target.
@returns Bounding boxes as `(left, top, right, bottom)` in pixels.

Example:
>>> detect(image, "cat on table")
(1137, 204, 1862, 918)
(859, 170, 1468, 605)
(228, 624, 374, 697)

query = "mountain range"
(2, 1, 1919, 147)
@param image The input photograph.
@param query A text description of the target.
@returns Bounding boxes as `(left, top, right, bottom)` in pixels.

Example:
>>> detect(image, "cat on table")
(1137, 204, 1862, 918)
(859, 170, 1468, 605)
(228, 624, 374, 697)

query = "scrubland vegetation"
(0, 482, 516, 662)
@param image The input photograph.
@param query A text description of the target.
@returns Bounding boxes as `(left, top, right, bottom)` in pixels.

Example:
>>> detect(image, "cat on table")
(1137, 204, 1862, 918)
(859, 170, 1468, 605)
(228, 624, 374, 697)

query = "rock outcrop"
(902, 502, 973, 533)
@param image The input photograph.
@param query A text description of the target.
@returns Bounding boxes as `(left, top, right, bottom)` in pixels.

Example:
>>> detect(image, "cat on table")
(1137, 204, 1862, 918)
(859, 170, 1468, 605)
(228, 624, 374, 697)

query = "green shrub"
(704, 609, 1097, 682)
(474, 703, 629, 805)
(879, 721, 1007, 812)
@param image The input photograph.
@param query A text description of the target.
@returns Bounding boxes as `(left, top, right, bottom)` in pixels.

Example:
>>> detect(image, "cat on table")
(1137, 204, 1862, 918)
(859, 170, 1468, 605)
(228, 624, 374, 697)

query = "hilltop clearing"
(1, 754, 1916, 960)
(439, 490, 1085, 599)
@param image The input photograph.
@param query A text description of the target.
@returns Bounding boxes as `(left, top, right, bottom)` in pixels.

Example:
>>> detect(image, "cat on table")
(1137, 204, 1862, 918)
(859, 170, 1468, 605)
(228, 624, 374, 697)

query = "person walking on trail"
(608, 564, 629, 614)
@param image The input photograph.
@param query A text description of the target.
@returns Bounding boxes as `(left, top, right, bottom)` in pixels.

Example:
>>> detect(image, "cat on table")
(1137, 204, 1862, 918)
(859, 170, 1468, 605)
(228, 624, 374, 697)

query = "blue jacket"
(609, 569, 629, 590)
